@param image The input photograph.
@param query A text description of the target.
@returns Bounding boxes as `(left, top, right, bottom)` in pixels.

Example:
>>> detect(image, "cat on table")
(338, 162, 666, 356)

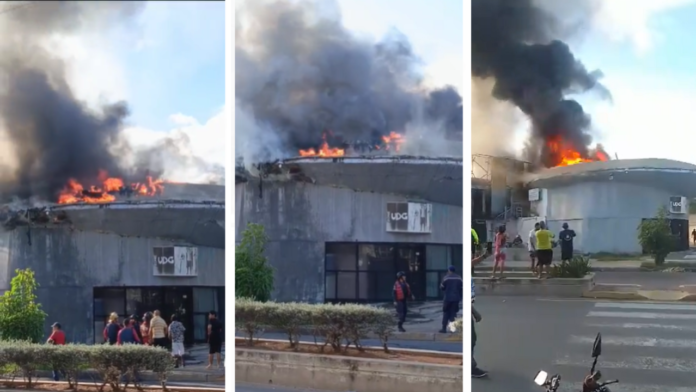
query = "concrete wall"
(236, 180, 462, 303)
(0, 228, 225, 343)
(532, 181, 687, 254)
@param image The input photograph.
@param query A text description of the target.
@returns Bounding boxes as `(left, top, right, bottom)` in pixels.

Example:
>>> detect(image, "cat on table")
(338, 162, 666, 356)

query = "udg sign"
(670, 196, 688, 214)
(386, 202, 432, 233)
(152, 246, 198, 277)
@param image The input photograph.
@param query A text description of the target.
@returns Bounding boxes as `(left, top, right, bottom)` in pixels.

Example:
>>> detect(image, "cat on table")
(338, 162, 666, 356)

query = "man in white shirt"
(528, 222, 540, 273)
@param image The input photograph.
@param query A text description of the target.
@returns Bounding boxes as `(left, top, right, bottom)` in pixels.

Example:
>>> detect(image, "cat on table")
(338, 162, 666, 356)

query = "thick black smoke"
(236, 0, 462, 162)
(472, 0, 610, 168)
(0, 1, 145, 201)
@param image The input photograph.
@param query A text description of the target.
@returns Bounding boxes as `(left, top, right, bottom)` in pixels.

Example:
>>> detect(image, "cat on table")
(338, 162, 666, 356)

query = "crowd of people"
(102, 310, 224, 369)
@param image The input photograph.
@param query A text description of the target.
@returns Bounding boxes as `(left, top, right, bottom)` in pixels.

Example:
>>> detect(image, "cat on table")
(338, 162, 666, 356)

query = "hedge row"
(0, 341, 173, 391)
(236, 298, 395, 352)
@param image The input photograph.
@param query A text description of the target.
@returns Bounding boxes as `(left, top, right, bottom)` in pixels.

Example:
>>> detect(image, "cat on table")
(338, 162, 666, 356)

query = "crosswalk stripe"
(594, 302, 696, 311)
(585, 322, 696, 332)
(587, 311, 696, 320)
(569, 335, 696, 348)
(555, 355, 696, 372)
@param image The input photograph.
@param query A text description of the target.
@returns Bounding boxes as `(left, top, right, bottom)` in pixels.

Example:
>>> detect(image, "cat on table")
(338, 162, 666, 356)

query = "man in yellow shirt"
(534, 222, 554, 279)
(149, 310, 169, 348)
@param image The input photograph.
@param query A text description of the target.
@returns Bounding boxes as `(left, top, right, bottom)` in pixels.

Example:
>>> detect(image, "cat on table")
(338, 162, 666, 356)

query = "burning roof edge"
(526, 158, 696, 185)
(281, 155, 463, 165)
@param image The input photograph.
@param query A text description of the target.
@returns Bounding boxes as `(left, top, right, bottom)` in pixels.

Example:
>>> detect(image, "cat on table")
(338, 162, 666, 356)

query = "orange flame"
(299, 133, 345, 157)
(381, 131, 405, 151)
(57, 171, 165, 204)
(547, 136, 608, 167)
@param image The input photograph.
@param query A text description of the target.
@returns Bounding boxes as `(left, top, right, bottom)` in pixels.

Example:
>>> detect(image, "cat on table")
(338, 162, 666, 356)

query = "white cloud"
(589, 0, 696, 54)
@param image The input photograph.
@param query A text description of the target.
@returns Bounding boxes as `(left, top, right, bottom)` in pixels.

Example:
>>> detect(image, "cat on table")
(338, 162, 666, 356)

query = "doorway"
(395, 245, 426, 300)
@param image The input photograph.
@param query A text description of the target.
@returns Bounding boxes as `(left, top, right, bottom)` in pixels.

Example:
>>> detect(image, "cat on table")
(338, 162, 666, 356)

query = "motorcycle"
(508, 234, 524, 248)
(533, 332, 619, 392)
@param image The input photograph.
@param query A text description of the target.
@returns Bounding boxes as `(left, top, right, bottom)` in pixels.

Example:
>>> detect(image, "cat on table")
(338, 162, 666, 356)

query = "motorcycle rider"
(393, 271, 414, 332)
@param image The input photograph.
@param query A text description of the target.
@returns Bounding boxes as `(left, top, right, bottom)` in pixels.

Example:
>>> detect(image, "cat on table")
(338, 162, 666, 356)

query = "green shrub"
(550, 256, 591, 278)
(0, 269, 47, 343)
(235, 300, 394, 353)
(0, 342, 173, 391)
(638, 207, 675, 265)
(236, 223, 275, 302)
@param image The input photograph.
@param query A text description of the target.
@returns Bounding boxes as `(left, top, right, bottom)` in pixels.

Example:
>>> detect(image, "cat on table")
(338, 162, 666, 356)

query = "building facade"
(0, 184, 225, 344)
(236, 157, 463, 303)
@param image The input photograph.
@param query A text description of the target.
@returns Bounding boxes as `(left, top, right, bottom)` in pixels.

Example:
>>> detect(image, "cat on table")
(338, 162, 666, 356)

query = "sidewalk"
(475, 259, 644, 272)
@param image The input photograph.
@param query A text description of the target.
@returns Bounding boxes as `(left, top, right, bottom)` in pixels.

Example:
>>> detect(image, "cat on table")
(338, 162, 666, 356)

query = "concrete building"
(235, 156, 463, 303)
(0, 183, 225, 344)
(521, 159, 696, 254)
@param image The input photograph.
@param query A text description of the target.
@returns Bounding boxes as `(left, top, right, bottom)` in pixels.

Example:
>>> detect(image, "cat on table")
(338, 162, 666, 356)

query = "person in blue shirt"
(471, 250, 490, 378)
(439, 266, 463, 333)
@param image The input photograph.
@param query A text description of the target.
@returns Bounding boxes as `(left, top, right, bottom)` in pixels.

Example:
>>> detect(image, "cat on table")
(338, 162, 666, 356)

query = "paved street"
(236, 384, 329, 392)
(473, 296, 696, 392)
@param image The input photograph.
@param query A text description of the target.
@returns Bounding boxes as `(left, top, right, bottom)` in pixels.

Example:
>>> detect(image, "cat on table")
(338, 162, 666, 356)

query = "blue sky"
(524, 1, 696, 164)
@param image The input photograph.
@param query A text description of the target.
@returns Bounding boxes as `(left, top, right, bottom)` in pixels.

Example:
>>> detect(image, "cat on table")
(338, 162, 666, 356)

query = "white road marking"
(557, 384, 696, 392)
(594, 302, 696, 311)
(585, 322, 696, 332)
(569, 335, 696, 348)
(555, 355, 696, 372)
(587, 311, 696, 320)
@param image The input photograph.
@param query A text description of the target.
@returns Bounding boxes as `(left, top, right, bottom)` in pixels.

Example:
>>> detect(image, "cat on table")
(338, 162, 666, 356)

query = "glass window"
(325, 243, 357, 271)
(126, 288, 142, 317)
(426, 272, 441, 299)
(358, 272, 369, 300)
(94, 288, 125, 317)
(336, 272, 357, 299)
(426, 245, 451, 271)
(358, 244, 394, 271)
(194, 314, 207, 341)
(193, 288, 218, 313)
(325, 272, 336, 299)
(452, 245, 463, 272)
(94, 321, 105, 345)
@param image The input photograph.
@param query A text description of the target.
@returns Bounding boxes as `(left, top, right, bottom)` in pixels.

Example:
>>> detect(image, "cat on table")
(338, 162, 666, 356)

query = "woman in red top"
(140, 312, 153, 345)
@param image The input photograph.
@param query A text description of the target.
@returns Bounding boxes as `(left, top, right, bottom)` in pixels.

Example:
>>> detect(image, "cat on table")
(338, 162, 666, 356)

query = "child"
(492, 225, 507, 279)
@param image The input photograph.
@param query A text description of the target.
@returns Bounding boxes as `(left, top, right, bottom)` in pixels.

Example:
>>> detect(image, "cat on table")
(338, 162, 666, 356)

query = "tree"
(637, 207, 675, 265)
(0, 269, 47, 342)
(236, 223, 274, 302)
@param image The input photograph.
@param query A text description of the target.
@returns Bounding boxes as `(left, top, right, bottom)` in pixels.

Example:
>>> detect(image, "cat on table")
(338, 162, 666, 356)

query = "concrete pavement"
(236, 384, 329, 392)
(473, 296, 696, 392)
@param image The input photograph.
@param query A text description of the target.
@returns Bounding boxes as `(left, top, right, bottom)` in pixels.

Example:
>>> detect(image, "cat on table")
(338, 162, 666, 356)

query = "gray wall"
(540, 181, 687, 253)
(0, 228, 224, 343)
(236, 180, 462, 303)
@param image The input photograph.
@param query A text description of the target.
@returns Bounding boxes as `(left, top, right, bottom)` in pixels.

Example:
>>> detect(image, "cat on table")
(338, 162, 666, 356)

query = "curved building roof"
(527, 158, 696, 196)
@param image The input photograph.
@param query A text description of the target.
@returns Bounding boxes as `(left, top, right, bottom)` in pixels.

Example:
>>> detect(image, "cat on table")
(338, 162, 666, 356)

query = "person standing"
(169, 314, 186, 368)
(528, 222, 540, 273)
(471, 228, 480, 276)
(140, 312, 152, 346)
(471, 251, 490, 378)
(691, 229, 696, 246)
(439, 266, 463, 333)
(207, 311, 223, 369)
(149, 310, 168, 348)
(393, 271, 414, 332)
(559, 222, 577, 262)
(103, 313, 121, 345)
(535, 222, 554, 279)
(491, 225, 507, 279)
(117, 319, 142, 345)
(47, 322, 66, 381)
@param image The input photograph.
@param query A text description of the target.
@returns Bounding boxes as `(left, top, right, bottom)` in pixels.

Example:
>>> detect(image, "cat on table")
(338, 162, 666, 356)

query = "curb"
(33, 369, 224, 384)
(0, 379, 224, 391)
(242, 330, 462, 343)
(475, 266, 643, 273)
(582, 290, 696, 302)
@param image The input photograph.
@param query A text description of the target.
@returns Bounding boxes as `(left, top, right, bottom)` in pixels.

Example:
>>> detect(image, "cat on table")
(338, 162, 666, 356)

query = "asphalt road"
(473, 296, 696, 392)
(236, 332, 463, 353)
(236, 384, 329, 392)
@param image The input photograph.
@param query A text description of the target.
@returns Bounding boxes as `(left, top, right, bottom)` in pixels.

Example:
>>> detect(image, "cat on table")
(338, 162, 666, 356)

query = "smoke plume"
(235, 0, 463, 164)
(471, 0, 610, 168)
(0, 1, 222, 204)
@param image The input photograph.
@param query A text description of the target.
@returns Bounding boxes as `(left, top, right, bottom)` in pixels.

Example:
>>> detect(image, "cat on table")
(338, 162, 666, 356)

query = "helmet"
(396, 271, 406, 279)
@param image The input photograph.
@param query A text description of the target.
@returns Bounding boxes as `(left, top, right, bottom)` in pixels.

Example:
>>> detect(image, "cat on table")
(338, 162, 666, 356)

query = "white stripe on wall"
(569, 335, 696, 349)
(594, 302, 696, 311)
(587, 311, 696, 320)
(555, 355, 696, 372)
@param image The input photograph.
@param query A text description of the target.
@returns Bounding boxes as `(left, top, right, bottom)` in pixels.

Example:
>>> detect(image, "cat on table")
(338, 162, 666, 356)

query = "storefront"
(93, 286, 225, 345)
(325, 242, 463, 303)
